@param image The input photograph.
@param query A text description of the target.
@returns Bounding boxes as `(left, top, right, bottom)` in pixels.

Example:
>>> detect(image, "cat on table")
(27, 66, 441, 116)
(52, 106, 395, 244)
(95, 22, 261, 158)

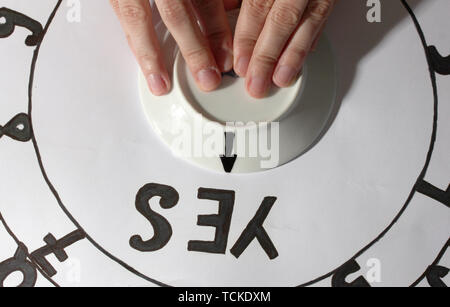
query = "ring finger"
(273, 0, 335, 88)
(245, 0, 309, 98)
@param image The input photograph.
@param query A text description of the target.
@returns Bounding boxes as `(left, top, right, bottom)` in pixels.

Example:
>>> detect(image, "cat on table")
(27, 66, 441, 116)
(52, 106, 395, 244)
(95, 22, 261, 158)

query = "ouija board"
(0, 0, 449, 287)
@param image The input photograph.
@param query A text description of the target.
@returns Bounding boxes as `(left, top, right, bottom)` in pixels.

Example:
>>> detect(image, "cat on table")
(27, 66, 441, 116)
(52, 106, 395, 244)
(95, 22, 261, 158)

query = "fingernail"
(147, 74, 168, 96)
(248, 75, 270, 98)
(196, 67, 221, 92)
(274, 65, 298, 87)
(216, 48, 233, 72)
(235, 56, 250, 76)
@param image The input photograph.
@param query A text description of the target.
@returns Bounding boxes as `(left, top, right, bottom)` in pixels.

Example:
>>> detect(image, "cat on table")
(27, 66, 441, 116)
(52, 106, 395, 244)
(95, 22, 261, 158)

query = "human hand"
(110, 0, 241, 96)
(234, 0, 335, 98)
(111, 0, 335, 99)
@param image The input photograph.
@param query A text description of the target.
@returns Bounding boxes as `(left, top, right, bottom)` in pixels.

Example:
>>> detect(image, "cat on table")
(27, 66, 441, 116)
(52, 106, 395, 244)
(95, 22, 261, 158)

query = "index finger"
(111, 0, 171, 96)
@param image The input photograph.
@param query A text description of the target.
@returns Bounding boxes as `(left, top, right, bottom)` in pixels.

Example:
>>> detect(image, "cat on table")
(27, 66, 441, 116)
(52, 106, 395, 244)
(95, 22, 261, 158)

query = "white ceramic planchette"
(139, 11, 337, 173)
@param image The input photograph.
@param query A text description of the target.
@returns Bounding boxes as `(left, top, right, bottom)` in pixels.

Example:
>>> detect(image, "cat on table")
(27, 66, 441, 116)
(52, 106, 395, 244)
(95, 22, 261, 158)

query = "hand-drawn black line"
(24, 0, 170, 288)
(1, 0, 445, 287)
(0, 213, 59, 287)
(331, 260, 370, 287)
(0, 244, 37, 287)
(426, 265, 449, 287)
(415, 180, 450, 208)
(30, 230, 86, 277)
(299, 0, 446, 287)
(230, 196, 278, 260)
(427, 46, 450, 75)
(0, 113, 31, 142)
(188, 188, 235, 254)
(130, 183, 179, 252)
(0, 7, 43, 46)
(411, 238, 449, 287)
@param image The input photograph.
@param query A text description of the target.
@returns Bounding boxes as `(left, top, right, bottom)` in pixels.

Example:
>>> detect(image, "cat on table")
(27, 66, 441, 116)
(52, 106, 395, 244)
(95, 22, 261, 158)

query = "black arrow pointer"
(220, 132, 237, 173)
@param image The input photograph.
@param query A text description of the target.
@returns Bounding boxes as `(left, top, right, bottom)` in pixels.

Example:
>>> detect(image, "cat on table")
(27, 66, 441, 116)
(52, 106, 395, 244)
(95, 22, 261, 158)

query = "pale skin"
(110, 0, 335, 98)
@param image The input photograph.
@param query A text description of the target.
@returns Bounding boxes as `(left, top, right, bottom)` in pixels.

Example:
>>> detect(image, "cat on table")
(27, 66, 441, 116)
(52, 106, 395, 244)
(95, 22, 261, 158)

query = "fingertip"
(234, 55, 250, 77)
(147, 73, 170, 96)
(216, 47, 234, 72)
(273, 65, 298, 88)
(196, 67, 222, 92)
(246, 75, 270, 99)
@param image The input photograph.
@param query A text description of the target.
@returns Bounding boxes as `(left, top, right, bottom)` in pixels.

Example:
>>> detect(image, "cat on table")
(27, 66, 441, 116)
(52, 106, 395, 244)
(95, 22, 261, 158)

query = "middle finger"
(155, 0, 221, 92)
(233, 0, 275, 77)
(246, 0, 308, 98)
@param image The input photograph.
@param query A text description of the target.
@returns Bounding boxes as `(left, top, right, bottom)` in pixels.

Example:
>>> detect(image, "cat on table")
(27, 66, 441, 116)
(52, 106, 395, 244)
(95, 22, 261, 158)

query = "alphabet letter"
(130, 183, 179, 252)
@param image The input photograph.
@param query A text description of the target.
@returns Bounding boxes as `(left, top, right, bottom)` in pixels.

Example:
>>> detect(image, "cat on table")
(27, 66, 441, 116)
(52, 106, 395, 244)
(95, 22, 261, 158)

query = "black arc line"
(298, 0, 444, 287)
(411, 239, 449, 287)
(0, 213, 60, 287)
(11, 0, 446, 288)
(0, 6, 57, 288)
(25, 0, 170, 288)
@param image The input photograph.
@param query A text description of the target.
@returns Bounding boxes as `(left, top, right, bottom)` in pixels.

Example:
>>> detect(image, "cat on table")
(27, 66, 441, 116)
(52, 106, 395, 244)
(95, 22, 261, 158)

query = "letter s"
(130, 183, 179, 252)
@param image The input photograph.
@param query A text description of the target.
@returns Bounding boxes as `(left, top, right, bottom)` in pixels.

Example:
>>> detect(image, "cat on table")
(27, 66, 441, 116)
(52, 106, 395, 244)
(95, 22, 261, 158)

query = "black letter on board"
(188, 188, 235, 254)
(426, 265, 449, 287)
(331, 260, 370, 287)
(0, 244, 37, 287)
(30, 230, 86, 277)
(130, 183, 179, 252)
(230, 197, 278, 260)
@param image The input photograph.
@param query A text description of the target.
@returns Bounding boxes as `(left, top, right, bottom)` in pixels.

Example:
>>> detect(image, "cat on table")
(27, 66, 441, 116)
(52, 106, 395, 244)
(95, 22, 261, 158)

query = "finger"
(245, 0, 309, 98)
(155, 0, 221, 92)
(274, 0, 335, 88)
(233, 0, 275, 77)
(192, 0, 233, 72)
(112, 0, 170, 96)
(223, 0, 242, 11)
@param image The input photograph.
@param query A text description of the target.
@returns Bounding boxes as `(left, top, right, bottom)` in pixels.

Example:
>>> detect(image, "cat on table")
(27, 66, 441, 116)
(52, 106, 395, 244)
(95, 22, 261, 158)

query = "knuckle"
(254, 53, 278, 66)
(109, 0, 120, 12)
(159, 0, 188, 26)
(234, 36, 258, 54)
(120, 4, 148, 25)
(270, 5, 301, 29)
(246, 0, 273, 17)
(136, 53, 160, 73)
(307, 0, 332, 23)
(206, 29, 228, 44)
(184, 47, 210, 65)
(235, 34, 258, 48)
(288, 46, 308, 62)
